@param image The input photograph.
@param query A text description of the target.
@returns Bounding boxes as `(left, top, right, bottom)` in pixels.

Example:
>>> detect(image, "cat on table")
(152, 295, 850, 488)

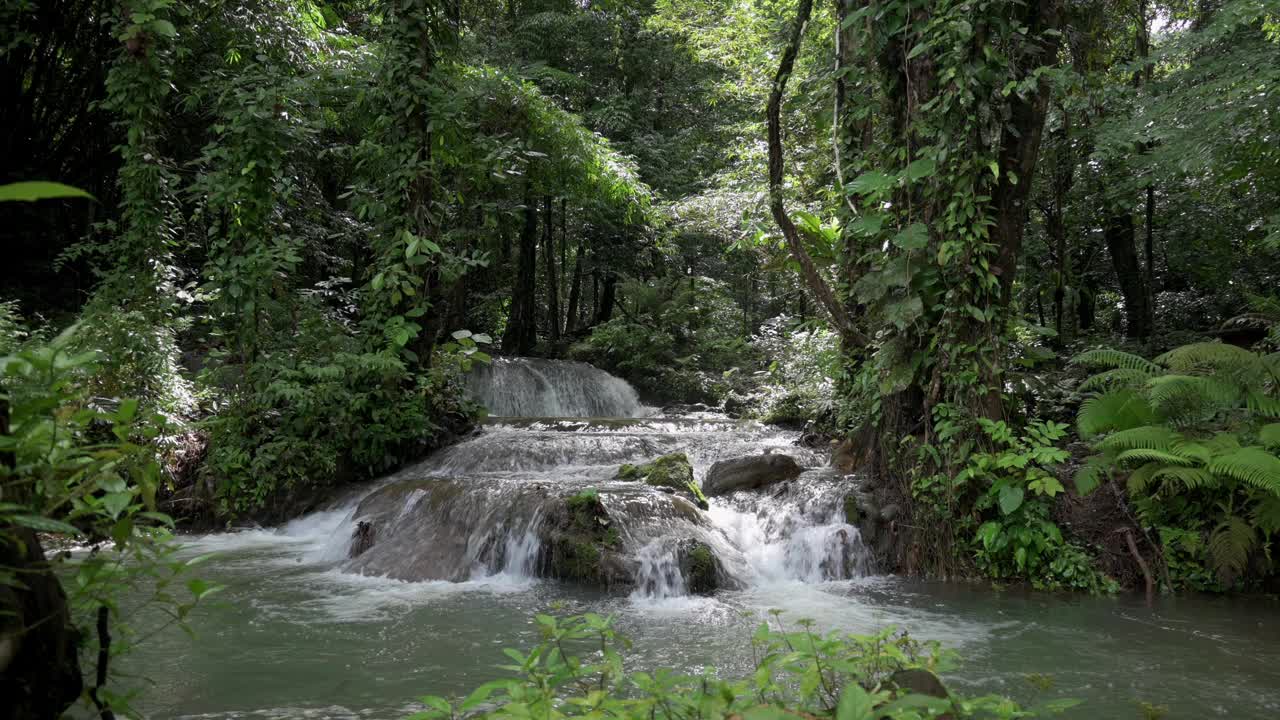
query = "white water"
(467, 357, 649, 417)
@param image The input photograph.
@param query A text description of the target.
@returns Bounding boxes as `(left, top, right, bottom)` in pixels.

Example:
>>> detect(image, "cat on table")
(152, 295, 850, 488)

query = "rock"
(891, 669, 953, 718)
(843, 494, 861, 525)
(677, 540, 720, 595)
(349, 520, 375, 558)
(880, 503, 901, 522)
(702, 454, 802, 497)
(542, 489, 627, 585)
(614, 453, 708, 510)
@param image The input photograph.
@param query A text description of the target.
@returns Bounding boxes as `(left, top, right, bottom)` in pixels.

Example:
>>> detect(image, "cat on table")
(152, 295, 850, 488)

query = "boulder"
(702, 453, 802, 497)
(615, 453, 708, 510)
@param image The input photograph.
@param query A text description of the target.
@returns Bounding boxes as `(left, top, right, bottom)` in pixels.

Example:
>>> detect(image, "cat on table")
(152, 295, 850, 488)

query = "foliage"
(204, 305, 477, 516)
(409, 611, 1077, 720)
(0, 324, 215, 716)
(1072, 342, 1280, 588)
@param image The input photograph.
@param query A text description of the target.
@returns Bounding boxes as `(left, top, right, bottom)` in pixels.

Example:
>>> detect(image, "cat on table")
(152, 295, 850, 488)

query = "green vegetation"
(5, 0, 1280, 715)
(409, 612, 1078, 720)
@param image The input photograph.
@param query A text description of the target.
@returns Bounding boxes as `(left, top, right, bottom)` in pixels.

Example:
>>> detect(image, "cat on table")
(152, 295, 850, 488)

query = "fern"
(1073, 348, 1162, 374)
(1252, 494, 1280, 534)
(1145, 374, 1241, 418)
(1097, 425, 1181, 452)
(1260, 423, 1280, 450)
(1078, 389, 1156, 438)
(1126, 461, 1161, 495)
(1155, 342, 1260, 373)
(1073, 457, 1109, 495)
(1078, 367, 1156, 393)
(1115, 448, 1196, 467)
(1246, 392, 1280, 419)
(1208, 515, 1255, 583)
(1206, 447, 1280, 495)
(1151, 466, 1217, 492)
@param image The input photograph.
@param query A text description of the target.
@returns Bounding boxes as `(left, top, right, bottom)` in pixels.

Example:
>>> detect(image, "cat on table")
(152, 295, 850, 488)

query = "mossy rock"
(843, 494, 861, 525)
(542, 489, 627, 586)
(680, 541, 719, 594)
(615, 454, 707, 510)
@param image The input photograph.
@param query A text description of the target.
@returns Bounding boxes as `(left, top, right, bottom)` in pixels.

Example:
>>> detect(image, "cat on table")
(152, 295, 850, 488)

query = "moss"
(843, 494, 861, 525)
(638, 453, 694, 489)
(680, 540, 719, 594)
(615, 464, 641, 481)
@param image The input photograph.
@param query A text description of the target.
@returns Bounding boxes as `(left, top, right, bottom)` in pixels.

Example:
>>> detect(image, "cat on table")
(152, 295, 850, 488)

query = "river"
(114, 359, 1280, 719)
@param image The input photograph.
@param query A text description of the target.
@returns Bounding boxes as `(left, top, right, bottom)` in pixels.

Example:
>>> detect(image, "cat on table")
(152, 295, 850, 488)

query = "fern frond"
(1208, 515, 1255, 583)
(1078, 389, 1156, 438)
(1146, 374, 1241, 416)
(1078, 367, 1156, 393)
(1204, 432, 1242, 453)
(1155, 342, 1258, 372)
(1259, 423, 1280, 450)
(1170, 439, 1212, 464)
(1251, 494, 1280, 534)
(1115, 448, 1196, 467)
(1246, 392, 1280, 419)
(1126, 462, 1162, 495)
(1072, 348, 1161, 373)
(1098, 425, 1181, 452)
(1207, 447, 1280, 495)
(1151, 466, 1217, 492)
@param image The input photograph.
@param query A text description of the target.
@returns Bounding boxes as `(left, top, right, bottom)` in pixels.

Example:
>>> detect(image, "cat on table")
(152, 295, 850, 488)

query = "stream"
(117, 359, 1280, 719)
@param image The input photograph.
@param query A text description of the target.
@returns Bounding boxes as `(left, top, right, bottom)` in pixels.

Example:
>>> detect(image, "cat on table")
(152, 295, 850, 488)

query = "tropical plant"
(409, 611, 1079, 720)
(1072, 342, 1280, 586)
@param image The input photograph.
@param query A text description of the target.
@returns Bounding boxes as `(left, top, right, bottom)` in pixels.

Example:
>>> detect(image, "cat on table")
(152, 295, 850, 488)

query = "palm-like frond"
(1098, 425, 1182, 452)
(1151, 466, 1217, 492)
(1073, 457, 1110, 495)
(1260, 423, 1280, 450)
(1126, 461, 1162, 495)
(1073, 348, 1162, 373)
(1146, 374, 1241, 418)
(1251, 494, 1280, 534)
(1078, 367, 1157, 393)
(1208, 515, 1255, 583)
(1246, 392, 1280, 419)
(1116, 448, 1196, 467)
(1206, 447, 1280, 495)
(1078, 389, 1156, 438)
(1155, 342, 1259, 373)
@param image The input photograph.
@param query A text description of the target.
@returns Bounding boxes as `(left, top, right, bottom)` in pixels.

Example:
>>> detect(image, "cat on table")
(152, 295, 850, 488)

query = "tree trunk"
(594, 272, 617, 325)
(565, 235, 585, 334)
(542, 196, 560, 343)
(1104, 210, 1152, 339)
(502, 185, 539, 355)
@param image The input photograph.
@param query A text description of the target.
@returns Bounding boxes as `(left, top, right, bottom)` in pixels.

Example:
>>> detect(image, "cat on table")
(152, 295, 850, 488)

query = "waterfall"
(467, 357, 646, 417)
(630, 541, 688, 600)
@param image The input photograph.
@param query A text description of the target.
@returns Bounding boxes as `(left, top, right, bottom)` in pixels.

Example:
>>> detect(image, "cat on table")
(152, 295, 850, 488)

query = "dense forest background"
(3, 0, 1280, 716)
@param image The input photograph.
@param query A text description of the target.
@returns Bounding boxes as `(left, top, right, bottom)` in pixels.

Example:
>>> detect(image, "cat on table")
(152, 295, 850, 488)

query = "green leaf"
(891, 223, 929, 251)
(9, 515, 81, 535)
(451, 330, 473, 340)
(149, 19, 177, 37)
(849, 214, 884, 237)
(0, 181, 95, 203)
(998, 484, 1025, 515)
(849, 171, 894, 195)
(905, 158, 937, 182)
(837, 683, 874, 720)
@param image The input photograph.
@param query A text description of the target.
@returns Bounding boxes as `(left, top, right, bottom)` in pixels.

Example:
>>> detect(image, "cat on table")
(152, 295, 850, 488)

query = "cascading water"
(327, 357, 873, 595)
(466, 357, 648, 417)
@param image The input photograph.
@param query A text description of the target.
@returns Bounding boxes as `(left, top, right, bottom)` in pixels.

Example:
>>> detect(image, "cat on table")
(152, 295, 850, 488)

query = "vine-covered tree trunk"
(543, 195, 560, 343)
(1105, 210, 1152, 339)
(502, 186, 539, 355)
(594, 272, 617, 325)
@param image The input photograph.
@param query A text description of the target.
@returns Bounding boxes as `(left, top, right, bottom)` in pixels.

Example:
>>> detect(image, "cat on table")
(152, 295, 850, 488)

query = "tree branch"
(767, 0, 863, 344)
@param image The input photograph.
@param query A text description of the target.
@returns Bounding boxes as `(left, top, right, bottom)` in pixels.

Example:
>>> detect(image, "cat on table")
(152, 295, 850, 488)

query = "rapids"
(103, 359, 1280, 719)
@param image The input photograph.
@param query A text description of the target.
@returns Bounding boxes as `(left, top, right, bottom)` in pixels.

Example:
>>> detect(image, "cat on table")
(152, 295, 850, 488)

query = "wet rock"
(843, 494, 861, 525)
(615, 453, 707, 510)
(677, 540, 720, 595)
(542, 489, 628, 586)
(349, 520, 375, 558)
(702, 453, 802, 497)
(880, 503, 901, 522)
(891, 669, 953, 718)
